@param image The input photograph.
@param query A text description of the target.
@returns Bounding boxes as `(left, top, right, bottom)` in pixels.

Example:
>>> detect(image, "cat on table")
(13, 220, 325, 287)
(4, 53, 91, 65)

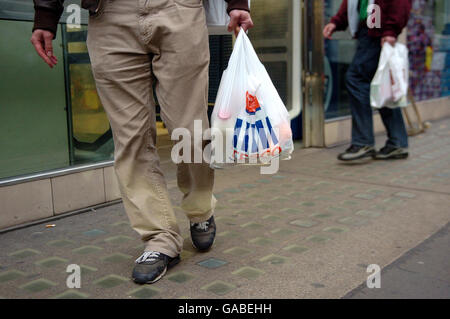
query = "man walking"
(324, 0, 412, 161)
(31, 0, 253, 284)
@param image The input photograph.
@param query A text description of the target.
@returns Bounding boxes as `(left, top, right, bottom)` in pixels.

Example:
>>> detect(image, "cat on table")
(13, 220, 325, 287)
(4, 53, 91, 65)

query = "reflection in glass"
(63, 25, 114, 165)
(248, 0, 290, 107)
(324, 0, 357, 119)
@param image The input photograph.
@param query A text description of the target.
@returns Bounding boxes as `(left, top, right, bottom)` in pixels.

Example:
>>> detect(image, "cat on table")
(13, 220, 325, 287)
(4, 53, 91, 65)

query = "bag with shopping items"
(210, 29, 294, 168)
(370, 43, 409, 109)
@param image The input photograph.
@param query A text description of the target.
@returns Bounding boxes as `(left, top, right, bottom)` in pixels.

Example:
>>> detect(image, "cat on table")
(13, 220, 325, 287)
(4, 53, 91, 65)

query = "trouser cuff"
(144, 243, 181, 259)
(188, 209, 214, 224)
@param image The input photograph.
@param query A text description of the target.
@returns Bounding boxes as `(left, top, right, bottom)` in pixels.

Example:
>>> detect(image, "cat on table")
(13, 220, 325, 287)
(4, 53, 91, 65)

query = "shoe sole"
(132, 256, 180, 285)
(191, 236, 215, 252)
(338, 151, 376, 162)
(373, 153, 409, 160)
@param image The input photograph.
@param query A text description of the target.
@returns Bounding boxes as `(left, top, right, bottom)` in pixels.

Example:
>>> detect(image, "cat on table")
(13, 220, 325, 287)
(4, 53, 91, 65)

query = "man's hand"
(323, 23, 336, 39)
(31, 29, 58, 68)
(381, 36, 396, 47)
(228, 10, 254, 36)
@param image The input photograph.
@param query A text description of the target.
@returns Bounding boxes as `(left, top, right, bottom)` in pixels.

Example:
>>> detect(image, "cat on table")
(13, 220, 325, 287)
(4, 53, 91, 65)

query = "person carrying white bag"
(210, 29, 294, 169)
(31, 0, 254, 285)
(324, 0, 411, 162)
(370, 42, 409, 109)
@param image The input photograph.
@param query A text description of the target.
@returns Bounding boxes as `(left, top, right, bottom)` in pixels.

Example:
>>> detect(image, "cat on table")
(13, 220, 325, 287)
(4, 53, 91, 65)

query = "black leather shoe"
(190, 216, 216, 252)
(374, 145, 409, 160)
(132, 251, 180, 284)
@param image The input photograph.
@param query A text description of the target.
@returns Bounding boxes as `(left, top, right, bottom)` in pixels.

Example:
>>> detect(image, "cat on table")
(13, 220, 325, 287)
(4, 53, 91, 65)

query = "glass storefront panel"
(249, 0, 291, 107)
(0, 0, 34, 21)
(63, 25, 114, 165)
(0, 0, 89, 23)
(0, 20, 69, 179)
(323, 0, 450, 117)
(408, 0, 450, 101)
(323, 0, 357, 120)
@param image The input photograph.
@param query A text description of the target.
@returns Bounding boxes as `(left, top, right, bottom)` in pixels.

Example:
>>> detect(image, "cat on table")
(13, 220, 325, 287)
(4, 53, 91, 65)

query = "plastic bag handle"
(217, 29, 261, 120)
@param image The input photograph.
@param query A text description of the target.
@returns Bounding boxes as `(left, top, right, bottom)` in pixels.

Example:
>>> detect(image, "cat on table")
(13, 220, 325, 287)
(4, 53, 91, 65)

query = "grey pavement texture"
(0, 118, 449, 299)
(345, 222, 450, 299)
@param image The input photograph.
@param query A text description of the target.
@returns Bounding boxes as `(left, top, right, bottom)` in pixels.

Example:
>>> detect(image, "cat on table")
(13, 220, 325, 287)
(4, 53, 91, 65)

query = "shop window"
(324, 0, 357, 120)
(63, 25, 114, 165)
(408, 0, 450, 101)
(0, 0, 89, 23)
(0, 20, 69, 179)
(249, 0, 291, 106)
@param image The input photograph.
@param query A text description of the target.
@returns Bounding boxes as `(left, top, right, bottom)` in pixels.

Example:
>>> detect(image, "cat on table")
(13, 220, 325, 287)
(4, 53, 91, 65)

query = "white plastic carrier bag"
(370, 43, 409, 109)
(210, 29, 294, 168)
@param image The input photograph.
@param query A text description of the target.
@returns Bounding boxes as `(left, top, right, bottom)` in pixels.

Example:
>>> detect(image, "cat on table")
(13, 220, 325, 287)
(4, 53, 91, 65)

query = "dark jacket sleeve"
(33, 0, 65, 36)
(330, 0, 349, 31)
(225, 0, 250, 14)
(381, 0, 412, 38)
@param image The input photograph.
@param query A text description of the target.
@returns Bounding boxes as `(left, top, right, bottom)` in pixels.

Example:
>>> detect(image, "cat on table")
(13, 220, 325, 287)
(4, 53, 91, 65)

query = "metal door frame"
(301, 0, 325, 147)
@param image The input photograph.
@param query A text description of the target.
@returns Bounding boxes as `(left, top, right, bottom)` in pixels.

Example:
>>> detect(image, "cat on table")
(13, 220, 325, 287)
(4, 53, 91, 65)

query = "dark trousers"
(345, 26, 409, 148)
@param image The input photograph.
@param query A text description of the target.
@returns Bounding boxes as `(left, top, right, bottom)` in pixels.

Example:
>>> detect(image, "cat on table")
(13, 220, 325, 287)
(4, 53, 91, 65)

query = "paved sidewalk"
(0, 119, 449, 299)
(345, 222, 450, 299)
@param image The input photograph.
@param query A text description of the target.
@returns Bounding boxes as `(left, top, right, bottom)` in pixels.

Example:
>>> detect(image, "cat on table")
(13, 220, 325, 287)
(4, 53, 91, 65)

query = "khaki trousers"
(87, 0, 216, 257)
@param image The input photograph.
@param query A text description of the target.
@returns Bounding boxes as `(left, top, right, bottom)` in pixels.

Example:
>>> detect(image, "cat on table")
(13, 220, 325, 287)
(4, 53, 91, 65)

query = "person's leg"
(339, 27, 382, 161)
(346, 63, 375, 148)
(141, 0, 216, 227)
(378, 107, 409, 148)
(374, 107, 409, 159)
(86, 0, 183, 259)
